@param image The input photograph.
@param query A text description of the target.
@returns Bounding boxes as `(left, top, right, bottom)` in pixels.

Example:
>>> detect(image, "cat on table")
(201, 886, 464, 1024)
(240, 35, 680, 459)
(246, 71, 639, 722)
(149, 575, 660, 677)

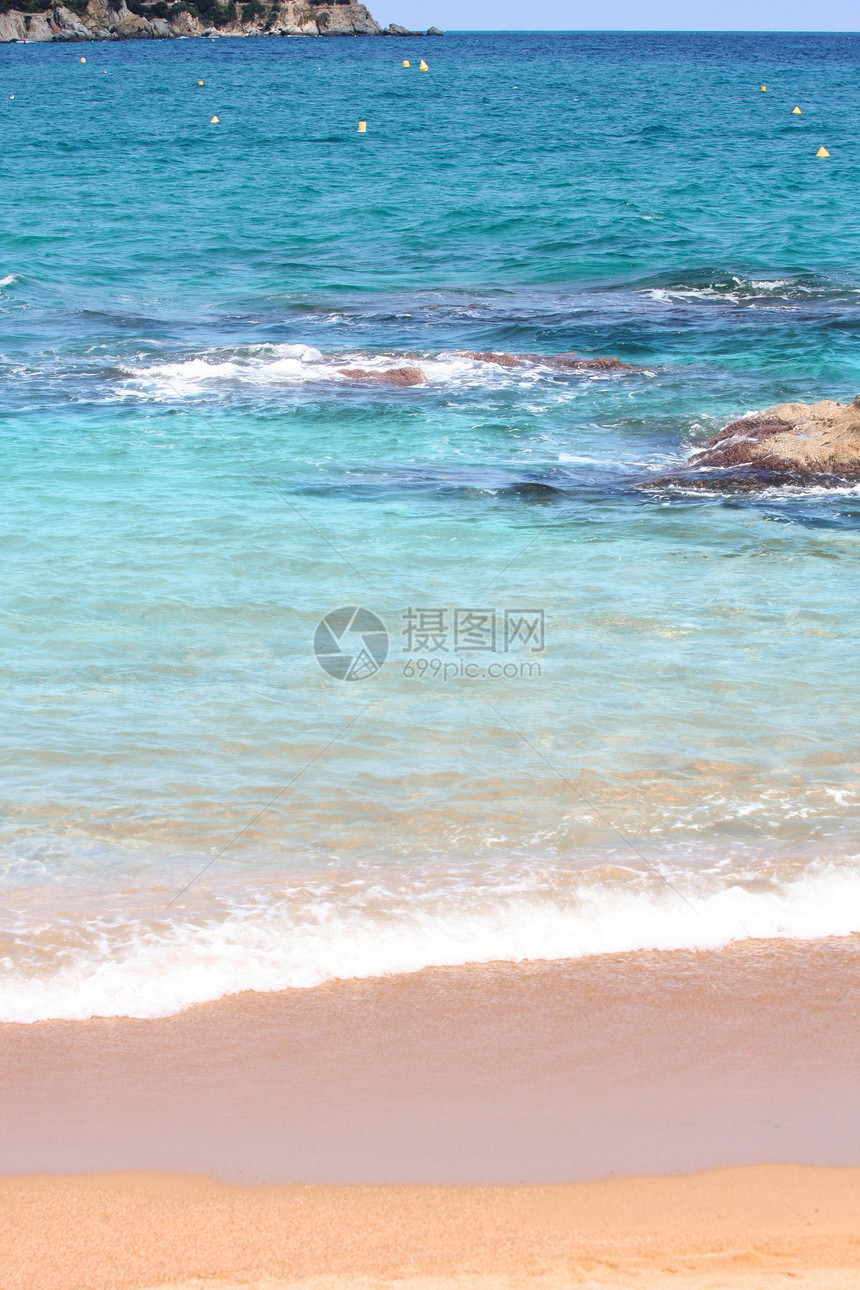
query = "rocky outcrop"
(652, 397, 860, 490)
(334, 353, 631, 385)
(0, 0, 441, 40)
(339, 365, 426, 385)
(462, 351, 634, 372)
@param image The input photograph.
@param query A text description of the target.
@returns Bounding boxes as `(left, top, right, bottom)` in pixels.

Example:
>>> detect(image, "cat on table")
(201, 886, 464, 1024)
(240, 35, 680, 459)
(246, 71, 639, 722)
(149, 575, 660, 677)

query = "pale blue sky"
(374, 0, 860, 31)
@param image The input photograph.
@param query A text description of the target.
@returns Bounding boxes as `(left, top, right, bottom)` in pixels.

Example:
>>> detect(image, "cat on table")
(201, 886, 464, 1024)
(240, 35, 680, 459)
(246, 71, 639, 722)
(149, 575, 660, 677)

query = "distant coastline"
(0, 0, 442, 42)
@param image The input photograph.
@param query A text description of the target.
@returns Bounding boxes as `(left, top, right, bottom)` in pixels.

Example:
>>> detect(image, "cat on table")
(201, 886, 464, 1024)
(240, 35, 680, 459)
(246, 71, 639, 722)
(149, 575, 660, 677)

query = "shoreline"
(3, 937, 858, 1183)
(2, 1165, 859, 1289)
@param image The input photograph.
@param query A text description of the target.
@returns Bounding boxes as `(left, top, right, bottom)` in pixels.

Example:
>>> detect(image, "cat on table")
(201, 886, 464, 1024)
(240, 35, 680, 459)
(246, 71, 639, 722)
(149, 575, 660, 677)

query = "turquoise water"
(2, 32, 860, 1021)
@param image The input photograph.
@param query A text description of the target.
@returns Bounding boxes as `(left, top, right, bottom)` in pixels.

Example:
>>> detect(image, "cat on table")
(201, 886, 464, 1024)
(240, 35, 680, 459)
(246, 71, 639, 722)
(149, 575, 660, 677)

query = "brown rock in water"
(462, 351, 632, 371)
(544, 353, 632, 371)
(463, 351, 525, 367)
(651, 397, 860, 490)
(338, 366, 426, 386)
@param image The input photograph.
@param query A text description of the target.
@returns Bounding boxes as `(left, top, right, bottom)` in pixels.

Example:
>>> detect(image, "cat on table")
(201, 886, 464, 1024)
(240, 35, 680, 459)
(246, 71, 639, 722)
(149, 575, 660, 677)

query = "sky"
(373, 0, 860, 31)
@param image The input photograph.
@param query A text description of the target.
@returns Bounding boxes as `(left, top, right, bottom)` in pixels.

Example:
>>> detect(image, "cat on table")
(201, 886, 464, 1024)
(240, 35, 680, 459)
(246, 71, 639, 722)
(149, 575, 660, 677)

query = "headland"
(0, 0, 441, 42)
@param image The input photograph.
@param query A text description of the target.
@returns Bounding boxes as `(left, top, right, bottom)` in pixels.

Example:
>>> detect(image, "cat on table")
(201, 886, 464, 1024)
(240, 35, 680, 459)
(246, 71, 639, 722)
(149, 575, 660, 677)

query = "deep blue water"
(2, 32, 860, 1021)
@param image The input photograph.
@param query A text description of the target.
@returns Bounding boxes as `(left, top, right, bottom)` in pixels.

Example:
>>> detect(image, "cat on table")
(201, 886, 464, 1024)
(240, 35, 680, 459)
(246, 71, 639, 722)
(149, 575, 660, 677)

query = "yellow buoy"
(403, 59, 410, 67)
(419, 59, 428, 70)
(792, 105, 801, 114)
(198, 80, 204, 86)
(80, 56, 86, 63)
(357, 120, 367, 132)
(761, 84, 766, 91)
(816, 145, 830, 157)
(210, 115, 219, 124)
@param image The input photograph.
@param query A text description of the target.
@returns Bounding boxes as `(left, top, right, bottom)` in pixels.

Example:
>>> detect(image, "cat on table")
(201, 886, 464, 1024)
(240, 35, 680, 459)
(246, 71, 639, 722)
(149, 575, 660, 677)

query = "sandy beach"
(3, 940, 858, 1288)
(2, 1165, 859, 1290)
(2, 938, 859, 1289)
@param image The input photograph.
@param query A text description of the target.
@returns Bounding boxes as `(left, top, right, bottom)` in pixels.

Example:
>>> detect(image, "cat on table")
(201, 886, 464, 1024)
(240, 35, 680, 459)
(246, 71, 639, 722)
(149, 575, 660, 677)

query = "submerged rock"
(464, 350, 523, 367)
(502, 481, 564, 502)
(652, 396, 860, 490)
(338, 365, 426, 386)
(462, 350, 633, 371)
(545, 353, 632, 371)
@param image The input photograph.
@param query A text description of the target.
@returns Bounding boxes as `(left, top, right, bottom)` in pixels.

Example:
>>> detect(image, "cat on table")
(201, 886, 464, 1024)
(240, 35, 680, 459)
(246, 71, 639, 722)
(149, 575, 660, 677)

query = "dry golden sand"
(1, 1166, 859, 1290)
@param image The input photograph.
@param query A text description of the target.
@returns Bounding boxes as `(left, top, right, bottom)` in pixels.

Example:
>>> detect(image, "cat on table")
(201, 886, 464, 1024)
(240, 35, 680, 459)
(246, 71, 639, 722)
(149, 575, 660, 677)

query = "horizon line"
(419, 28, 860, 35)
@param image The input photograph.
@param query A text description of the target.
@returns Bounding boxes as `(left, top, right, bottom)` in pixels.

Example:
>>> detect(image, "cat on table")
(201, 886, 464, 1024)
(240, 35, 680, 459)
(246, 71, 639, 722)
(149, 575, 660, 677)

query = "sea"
(2, 30, 860, 1024)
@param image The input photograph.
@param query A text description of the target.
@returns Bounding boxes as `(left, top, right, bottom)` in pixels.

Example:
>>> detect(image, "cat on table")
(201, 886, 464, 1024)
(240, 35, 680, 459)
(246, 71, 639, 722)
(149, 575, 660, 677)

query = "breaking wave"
(634, 271, 856, 306)
(117, 344, 633, 399)
(2, 858, 859, 1023)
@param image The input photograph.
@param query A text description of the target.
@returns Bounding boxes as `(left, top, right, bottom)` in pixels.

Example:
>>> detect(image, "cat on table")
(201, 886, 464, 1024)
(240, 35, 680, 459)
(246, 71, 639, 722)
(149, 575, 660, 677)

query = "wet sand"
(2, 1165, 859, 1290)
(2, 937, 859, 1182)
(3, 940, 859, 1288)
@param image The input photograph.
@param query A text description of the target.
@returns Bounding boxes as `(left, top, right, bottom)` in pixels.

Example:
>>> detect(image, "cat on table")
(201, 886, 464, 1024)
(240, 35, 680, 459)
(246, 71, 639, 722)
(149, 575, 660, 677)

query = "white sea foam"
(641, 276, 822, 307)
(121, 344, 325, 396)
(2, 861, 858, 1023)
(0, 273, 19, 289)
(119, 346, 621, 400)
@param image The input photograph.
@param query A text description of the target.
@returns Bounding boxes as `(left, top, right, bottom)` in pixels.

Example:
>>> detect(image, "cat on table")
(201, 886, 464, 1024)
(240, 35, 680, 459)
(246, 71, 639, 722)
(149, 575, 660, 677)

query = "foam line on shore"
(2, 860, 858, 1022)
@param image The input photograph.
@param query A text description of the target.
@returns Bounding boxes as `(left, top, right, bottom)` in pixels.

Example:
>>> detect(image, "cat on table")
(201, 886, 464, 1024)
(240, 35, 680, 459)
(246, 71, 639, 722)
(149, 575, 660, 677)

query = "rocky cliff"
(0, 0, 441, 41)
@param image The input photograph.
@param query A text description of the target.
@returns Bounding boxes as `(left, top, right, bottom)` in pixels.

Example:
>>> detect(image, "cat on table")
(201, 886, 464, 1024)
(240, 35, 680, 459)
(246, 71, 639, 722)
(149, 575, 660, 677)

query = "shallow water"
(2, 32, 860, 1021)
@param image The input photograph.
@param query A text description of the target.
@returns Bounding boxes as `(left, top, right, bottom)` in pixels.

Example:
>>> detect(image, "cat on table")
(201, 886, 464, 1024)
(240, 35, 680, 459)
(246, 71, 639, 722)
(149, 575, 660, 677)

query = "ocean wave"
(635, 271, 852, 306)
(0, 273, 20, 290)
(2, 860, 858, 1023)
(119, 344, 326, 396)
(117, 345, 633, 400)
